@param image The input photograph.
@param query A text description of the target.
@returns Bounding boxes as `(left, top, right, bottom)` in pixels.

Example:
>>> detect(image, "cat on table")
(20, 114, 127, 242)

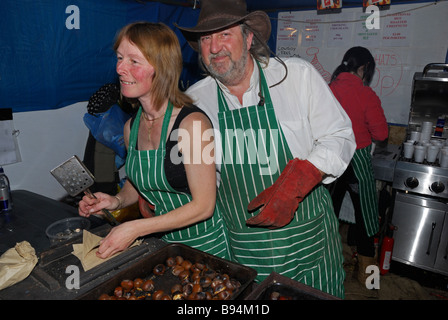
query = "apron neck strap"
(158, 101, 174, 149)
(256, 60, 272, 107)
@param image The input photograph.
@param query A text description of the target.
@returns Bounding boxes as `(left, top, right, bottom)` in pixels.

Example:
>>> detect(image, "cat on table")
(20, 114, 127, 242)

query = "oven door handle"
(426, 222, 436, 255)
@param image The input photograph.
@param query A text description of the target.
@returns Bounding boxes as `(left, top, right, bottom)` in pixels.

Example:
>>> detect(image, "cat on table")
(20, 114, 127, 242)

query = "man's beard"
(205, 45, 249, 86)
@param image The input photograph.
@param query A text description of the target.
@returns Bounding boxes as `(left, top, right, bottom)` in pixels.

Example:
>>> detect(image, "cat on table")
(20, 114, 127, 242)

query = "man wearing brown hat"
(177, 0, 355, 298)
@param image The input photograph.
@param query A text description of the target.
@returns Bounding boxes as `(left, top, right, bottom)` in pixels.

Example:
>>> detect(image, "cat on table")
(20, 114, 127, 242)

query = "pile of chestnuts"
(98, 255, 241, 300)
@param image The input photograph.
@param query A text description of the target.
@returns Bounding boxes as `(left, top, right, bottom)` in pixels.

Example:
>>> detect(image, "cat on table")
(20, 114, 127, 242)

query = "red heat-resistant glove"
(138, 195, 155, 218)
(246, 159, 322, 229)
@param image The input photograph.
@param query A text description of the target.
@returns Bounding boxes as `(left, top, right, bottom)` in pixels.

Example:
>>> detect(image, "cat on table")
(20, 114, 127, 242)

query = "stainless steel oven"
(391, 64, 448, 276)
(392, 191, 448, 275)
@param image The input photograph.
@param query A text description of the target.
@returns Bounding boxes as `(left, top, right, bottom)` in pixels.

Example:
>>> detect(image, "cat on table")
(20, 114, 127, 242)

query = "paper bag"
(0, 241, 38, 290)
(72, 230, 140, 271)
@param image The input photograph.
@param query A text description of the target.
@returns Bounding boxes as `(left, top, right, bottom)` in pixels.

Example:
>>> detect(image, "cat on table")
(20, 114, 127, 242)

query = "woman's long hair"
(114, 22, 193, 110)
(331, 46, 376, 85)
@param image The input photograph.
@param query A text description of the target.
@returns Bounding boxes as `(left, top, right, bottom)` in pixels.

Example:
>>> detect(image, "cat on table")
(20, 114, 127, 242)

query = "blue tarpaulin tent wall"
(0, 0, 201, 112)
(0, 0, 437, 113)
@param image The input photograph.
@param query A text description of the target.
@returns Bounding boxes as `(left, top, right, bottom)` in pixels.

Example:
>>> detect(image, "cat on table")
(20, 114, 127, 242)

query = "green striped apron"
(125, 103, 231, 260)
(216, 63, 345, 298)
(351, 145, 379, 237)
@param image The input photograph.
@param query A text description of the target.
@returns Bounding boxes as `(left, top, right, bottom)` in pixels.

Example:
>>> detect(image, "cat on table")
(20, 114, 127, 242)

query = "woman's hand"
(96, 221, 140, 259)
(78, 192, 119, 218)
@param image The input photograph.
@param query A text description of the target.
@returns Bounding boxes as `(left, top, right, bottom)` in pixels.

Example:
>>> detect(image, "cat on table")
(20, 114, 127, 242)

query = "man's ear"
(246, 31, 254, 51)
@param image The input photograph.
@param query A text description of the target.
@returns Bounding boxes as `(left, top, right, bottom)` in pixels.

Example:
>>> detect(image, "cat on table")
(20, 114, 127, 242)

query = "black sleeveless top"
(131, 105, 208, 195)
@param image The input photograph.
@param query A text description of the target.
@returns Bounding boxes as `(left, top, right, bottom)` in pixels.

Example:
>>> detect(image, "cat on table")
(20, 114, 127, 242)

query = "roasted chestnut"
(213, 282, 227, 295)
(199, 276, 212, 288)
(190, 263, 201, 273)
(171, 283, 183, 294)
(211, 279, 223, 290)
(172, 292, 184, 300)
(133, 287, 149, 300)
(187, 291, 206, 300)
(133, 278, 143, 289)
(181, 259, 192, 271)
(172, 265, 185, 276)
(183, 283, 193, 296)
(192, 283, 202, 293)
(178, 269, 190, 282)
(153, 263, 166, 276)
(152, 290, 165, 300)
(166, 257, 176, 267)
(216, 289, 232, 300)
(191, 271, 201, 282)
(175, 255, 184, 265)
(193, 262, 205, 271)
(141, 279, 155, 292)
(160, 294, 172, 300)
(98, 293, 112, 300)
(203, 270, 217, 279)
(114, 286, 123, 298)
(120, 279, 134, 291)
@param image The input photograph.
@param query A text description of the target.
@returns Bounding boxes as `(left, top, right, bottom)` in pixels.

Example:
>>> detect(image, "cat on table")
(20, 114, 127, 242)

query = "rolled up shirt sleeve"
(269, 58, 356, 184)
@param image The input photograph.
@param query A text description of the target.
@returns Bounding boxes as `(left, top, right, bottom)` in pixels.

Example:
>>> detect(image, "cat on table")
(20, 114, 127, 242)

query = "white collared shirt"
(186, 57, 356, 184)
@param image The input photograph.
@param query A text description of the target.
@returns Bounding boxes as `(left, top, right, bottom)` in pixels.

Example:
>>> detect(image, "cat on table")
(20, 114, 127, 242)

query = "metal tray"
(78, 243, 257, 300)
(245, 272, 339, 300)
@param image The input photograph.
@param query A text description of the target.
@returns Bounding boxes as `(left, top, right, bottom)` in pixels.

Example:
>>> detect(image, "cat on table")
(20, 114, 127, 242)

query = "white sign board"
(276, 2, 448, 125)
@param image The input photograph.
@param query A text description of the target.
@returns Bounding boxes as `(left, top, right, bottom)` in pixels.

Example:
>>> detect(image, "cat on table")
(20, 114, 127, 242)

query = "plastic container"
(46, 217, 91, 245)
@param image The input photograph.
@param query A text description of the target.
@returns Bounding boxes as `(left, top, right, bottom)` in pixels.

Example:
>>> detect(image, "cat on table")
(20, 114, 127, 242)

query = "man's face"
(199, 25, 253, 86)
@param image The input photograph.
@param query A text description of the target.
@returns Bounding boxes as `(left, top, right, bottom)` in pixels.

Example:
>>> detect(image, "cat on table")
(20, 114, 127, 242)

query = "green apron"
(125, 103, 231, 260)
(216, 63, 345, 298)
(351, 145, 379, 237)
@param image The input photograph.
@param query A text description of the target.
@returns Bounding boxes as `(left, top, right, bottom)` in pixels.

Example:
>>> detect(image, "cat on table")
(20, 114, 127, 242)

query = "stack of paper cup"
(431, 140, 443, 160)
(440, 146, 448, 163)
(409, 131, 421, 142)
(427, 145, 440, 163)
(403, 141, 414, 159)
(414, 145, 425, 163)
(420, 121, 433, 142)
(422, 142, 432, 159)
(440, 148, 448, 168)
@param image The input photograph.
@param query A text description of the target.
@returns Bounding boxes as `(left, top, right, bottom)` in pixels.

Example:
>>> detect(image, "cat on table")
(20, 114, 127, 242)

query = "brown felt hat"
(175, 0, 271, 51)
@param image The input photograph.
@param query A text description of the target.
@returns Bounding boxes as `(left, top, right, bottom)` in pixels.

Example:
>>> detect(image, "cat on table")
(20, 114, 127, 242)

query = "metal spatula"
(50, 155, 120, 226)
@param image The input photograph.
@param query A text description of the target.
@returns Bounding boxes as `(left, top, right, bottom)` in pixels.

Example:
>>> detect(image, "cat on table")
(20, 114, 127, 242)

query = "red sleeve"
(362, 87, 389, 142)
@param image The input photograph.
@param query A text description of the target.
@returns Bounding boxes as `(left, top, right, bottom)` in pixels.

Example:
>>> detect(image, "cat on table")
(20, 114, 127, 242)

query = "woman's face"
(116, 38, 155, 103)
